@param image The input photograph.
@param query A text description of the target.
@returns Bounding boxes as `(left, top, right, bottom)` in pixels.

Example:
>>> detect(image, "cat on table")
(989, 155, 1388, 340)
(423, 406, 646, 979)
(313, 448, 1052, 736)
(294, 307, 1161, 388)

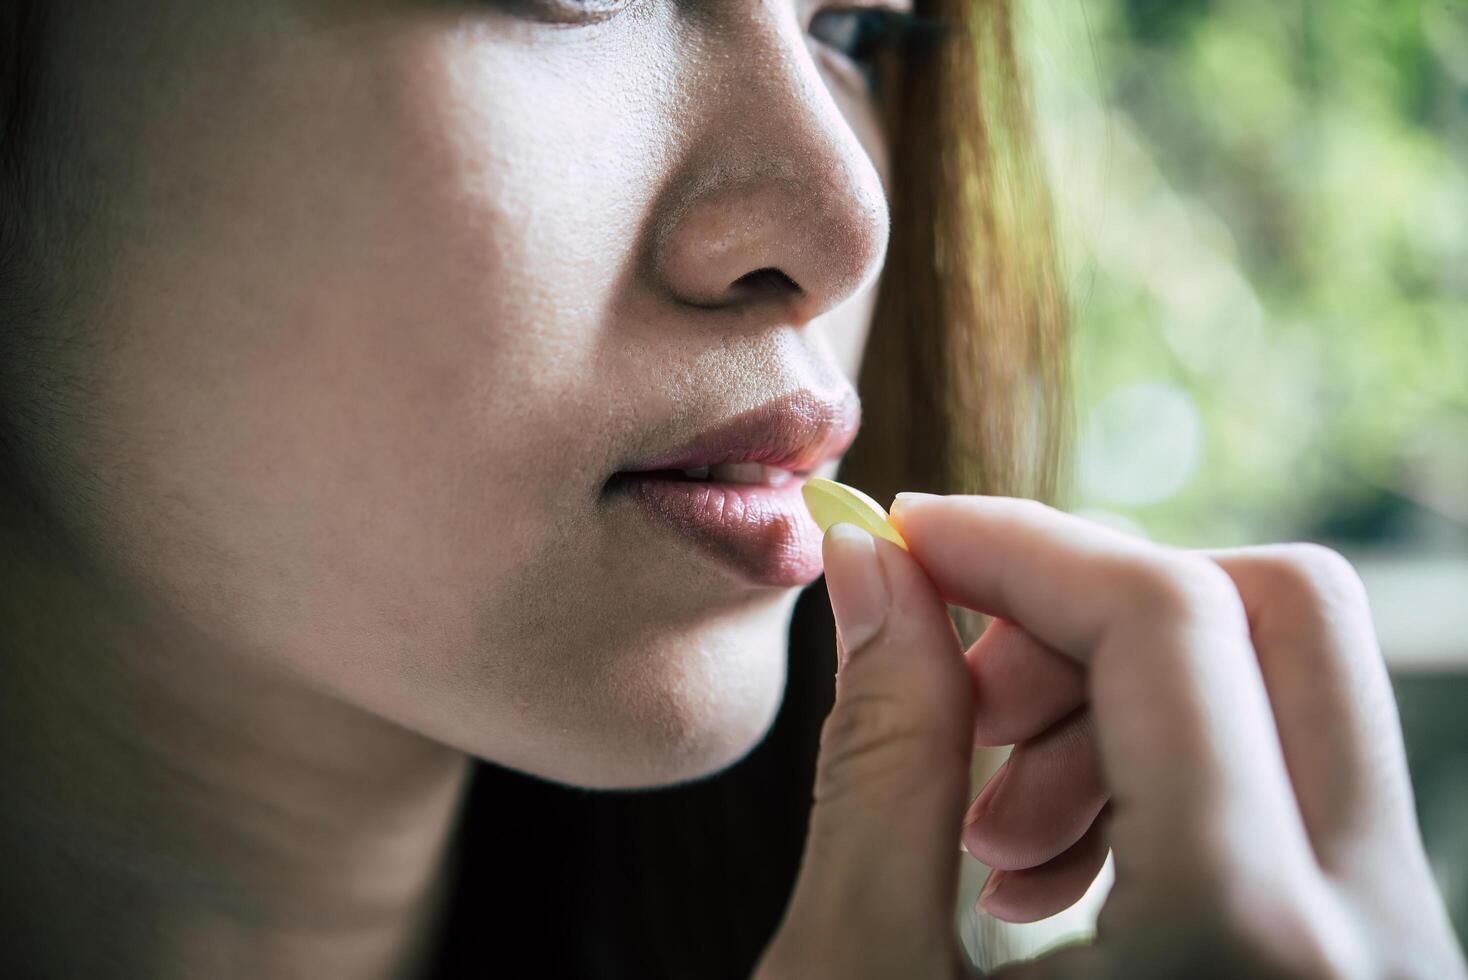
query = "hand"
(753, 493, 1467, 980)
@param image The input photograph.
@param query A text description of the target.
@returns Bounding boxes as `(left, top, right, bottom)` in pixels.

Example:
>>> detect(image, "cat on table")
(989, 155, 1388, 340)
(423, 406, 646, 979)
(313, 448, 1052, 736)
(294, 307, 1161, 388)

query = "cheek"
(74, 16, 646, 672)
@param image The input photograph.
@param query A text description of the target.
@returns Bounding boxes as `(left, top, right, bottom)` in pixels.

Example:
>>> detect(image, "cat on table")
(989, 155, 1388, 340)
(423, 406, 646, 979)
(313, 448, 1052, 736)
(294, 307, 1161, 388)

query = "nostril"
(729, 266, 802, 301)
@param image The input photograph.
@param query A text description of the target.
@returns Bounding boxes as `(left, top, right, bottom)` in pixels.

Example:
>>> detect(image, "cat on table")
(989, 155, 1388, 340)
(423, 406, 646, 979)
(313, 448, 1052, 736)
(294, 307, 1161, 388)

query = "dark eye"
(808, 8, 942, 93)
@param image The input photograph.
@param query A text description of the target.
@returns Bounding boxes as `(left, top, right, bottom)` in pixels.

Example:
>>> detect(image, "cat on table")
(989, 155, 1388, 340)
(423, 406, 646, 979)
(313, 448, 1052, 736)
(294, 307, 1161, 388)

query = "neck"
(0, 521, 472, 979)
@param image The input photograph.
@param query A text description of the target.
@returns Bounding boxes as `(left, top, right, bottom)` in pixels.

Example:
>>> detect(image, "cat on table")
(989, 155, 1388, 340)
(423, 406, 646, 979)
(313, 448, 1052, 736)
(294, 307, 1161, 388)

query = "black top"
(423, 584, 838, 979)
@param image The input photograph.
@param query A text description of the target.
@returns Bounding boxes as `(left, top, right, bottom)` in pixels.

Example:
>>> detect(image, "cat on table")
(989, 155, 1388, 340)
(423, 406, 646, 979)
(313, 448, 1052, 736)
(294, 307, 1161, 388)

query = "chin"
(489, 612, 795, 792)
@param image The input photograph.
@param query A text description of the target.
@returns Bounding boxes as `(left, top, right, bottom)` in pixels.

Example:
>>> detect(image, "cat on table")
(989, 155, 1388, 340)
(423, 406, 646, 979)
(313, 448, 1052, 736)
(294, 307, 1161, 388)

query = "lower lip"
(606, 472, 825, 587)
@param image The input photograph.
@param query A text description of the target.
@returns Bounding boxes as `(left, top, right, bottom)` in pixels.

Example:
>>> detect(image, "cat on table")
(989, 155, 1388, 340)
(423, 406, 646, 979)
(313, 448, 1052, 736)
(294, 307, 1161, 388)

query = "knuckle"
(1261, 542, 1371, 615)
(1117, 552, 1248, 629)
(814, 689, 952, 807)
(1211, 543, 1388, 683)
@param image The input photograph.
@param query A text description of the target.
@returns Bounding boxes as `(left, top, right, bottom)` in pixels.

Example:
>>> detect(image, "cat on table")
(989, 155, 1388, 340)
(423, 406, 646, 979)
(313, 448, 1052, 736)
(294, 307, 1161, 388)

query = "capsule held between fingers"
(801, 476, 910, 552)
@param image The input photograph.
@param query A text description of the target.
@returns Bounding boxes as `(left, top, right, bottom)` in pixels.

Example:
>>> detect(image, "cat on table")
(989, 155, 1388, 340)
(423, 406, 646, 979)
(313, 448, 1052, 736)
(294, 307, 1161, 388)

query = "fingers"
(1207, 545, 1467, 980)
(888, 494, 1313, 886)
(1203, 546, 1415, 863)
(962, 710, 1105, 872)
(967, 618, 1086, 747)
(864, 498, 1462, 979)
(977, 812, 1111, 924)
(770, 523, 973, 973)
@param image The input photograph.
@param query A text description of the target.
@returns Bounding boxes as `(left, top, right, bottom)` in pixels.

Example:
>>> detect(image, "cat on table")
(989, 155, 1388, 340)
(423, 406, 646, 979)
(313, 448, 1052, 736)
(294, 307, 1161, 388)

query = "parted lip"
(616, 388, 862, 477)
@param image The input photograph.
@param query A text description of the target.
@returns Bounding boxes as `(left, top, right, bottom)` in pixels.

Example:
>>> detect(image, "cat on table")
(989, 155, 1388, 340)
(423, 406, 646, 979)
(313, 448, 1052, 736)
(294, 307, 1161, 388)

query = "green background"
(1023, 0, 1467, 549)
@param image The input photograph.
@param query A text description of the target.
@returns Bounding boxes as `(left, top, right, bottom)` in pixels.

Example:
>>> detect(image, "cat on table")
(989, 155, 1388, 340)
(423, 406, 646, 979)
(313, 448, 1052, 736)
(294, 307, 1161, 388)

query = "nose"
(651, 15, 891, 325)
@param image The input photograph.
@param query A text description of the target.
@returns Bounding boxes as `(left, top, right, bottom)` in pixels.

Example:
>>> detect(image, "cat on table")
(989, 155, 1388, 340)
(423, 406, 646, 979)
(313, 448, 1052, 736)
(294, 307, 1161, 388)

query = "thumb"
(771, 522, 975, 977)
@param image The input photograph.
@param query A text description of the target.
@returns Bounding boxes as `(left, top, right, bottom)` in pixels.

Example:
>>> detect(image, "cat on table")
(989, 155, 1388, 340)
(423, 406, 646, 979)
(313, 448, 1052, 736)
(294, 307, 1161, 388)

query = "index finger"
(887, 493, 1314, 885)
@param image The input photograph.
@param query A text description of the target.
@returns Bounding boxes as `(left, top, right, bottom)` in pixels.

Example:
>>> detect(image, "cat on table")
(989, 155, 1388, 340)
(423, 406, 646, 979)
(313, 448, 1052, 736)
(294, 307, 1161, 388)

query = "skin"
(758, 502, 1468, 979)
(0, 0, 893, 976)
(4, 2, 1463, 979)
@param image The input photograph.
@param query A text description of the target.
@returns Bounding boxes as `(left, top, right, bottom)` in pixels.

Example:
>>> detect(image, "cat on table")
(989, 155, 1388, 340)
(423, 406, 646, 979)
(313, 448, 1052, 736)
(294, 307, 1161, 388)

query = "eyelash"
(808, 7, 941, 94)
(504, 2, 945, 96)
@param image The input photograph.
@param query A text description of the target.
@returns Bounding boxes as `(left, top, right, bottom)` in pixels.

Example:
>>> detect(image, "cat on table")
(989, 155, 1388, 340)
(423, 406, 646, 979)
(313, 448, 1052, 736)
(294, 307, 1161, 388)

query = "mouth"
(604, 389, 860, 588)
(613, 462, 810, 487)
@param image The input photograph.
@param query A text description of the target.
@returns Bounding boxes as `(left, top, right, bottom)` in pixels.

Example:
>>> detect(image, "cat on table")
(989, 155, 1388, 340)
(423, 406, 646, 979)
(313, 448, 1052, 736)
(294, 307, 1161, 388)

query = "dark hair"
(0, 4, 43, 242)
(0, 0, 48, 360)
(0, 2, 52, 543)
(0, 2, 118, 571)
(426, 0, 1070, 975)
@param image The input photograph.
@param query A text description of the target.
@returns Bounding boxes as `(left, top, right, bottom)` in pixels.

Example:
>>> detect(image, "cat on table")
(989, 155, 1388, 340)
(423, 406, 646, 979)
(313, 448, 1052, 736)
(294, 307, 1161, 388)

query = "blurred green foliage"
(1021, 0, 1468, 548)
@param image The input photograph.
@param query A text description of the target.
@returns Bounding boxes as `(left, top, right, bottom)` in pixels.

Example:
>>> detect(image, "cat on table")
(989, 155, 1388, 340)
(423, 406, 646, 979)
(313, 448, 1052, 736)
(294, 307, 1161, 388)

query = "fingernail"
(823, 523, 890, 668)
(964, 759, 1012, 829)
(978, 869, 1006, 911)
(891, 491, 940, 510)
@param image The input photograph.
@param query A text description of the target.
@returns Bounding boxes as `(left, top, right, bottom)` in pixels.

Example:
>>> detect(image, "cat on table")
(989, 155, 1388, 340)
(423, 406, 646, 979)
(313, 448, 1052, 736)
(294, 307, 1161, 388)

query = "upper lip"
(619, 388, 862, 476)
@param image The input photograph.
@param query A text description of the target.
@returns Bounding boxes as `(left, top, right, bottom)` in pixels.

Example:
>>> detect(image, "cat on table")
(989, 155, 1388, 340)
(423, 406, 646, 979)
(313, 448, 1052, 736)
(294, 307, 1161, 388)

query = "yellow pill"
(800, 476, 909, 552)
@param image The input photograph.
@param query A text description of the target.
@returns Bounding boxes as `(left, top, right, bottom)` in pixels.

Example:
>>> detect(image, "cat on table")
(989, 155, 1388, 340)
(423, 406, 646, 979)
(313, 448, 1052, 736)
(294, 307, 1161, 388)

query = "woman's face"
(35, 0, 895, 787)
